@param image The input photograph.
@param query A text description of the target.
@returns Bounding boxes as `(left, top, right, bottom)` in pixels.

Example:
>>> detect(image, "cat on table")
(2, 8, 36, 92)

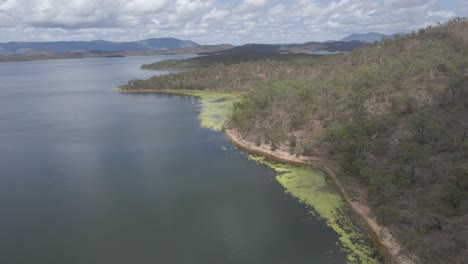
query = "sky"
(0, 0, 467, 44)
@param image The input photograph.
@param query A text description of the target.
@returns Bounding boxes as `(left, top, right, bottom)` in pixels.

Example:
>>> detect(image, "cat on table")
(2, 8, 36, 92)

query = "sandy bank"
(225, 129, 417, 264)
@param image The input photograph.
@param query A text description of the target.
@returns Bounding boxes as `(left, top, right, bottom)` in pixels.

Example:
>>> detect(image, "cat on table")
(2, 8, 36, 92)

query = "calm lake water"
(0, 55, 346, 263)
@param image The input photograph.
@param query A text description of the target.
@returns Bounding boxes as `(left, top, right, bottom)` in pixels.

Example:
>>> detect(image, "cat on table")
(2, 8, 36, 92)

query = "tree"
(410, 112, 430, 145)
(397, 142, 430, 184)
(368, 174, 395, 206)
(432, 183, 465, 216)
(452, 167, 468, 193)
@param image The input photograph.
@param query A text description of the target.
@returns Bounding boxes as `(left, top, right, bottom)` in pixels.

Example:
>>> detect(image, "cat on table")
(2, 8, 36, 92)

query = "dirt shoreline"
(225, 129, 417, 264)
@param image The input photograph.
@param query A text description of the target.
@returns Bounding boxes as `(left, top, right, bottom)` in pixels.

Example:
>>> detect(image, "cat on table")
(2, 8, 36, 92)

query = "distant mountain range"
(0, 38, 199, 54)
(0, 44, 235, 62)
(341, 32, 406, 42)
(0, 33, 404, 56)
(0, 36, 372, 62)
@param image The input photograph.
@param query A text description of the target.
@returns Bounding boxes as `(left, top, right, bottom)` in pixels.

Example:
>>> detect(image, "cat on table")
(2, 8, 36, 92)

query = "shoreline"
(225, 129, 416, 264)
(117, 88, 415, 263)
(114, 88, 232, 96)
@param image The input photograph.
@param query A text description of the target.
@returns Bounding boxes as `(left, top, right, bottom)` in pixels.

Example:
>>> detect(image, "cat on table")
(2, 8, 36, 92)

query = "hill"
(140, 52, 317, 70)
(118, 18, 468, 263)
(0, 38, 199, 54)
(201, 40, 368, 55)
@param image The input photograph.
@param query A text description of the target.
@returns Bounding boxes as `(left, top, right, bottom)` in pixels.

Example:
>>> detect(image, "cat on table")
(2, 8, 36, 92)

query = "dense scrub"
(140, 52, 316, 70)
(119, 18, 468, 263)
(120, 53, 321, 92)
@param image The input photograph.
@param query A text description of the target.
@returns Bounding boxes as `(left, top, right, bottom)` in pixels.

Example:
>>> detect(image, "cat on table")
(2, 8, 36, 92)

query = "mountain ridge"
(0, 37, 199, 54)
(0, 34, 379, 56)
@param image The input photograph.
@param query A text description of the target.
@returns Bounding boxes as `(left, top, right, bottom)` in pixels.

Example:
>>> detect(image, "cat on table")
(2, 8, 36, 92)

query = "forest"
(118, 18, 468, 263)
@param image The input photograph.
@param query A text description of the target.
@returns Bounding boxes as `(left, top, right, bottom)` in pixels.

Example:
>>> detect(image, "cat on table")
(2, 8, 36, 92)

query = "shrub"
(375, 205, 400, 225)
(254, 136, 262, 146)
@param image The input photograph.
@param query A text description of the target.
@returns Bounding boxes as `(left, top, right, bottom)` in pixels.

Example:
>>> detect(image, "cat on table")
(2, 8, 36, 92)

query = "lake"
(0, 55, 346, 263)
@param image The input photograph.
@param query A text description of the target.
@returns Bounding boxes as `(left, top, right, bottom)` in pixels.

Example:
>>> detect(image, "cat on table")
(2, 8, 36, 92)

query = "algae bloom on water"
(247, 155, 378, 264)
(176, 90, 241, 131)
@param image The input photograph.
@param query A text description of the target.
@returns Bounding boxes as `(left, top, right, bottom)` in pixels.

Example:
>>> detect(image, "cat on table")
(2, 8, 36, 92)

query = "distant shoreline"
(0, 52, 180, 63)
(0, 44, 233, 63)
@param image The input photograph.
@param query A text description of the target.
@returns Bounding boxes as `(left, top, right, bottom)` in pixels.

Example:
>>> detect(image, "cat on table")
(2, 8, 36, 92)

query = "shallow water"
(0, 55, 346, 263)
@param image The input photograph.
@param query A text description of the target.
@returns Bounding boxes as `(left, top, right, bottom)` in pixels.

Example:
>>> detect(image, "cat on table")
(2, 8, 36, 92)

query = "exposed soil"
(225, 129, 418, 264)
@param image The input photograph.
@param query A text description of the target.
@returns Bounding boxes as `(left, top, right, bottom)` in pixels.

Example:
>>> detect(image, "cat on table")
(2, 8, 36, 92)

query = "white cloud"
(426, 10, 456, 19)
(0, 0, 466, 44)
(0, 0, 16, 10)
(268, 4, 285, 16)
(171, 0, 214, 22)
(236, 0, 267, 13)
(123, 0, 170, 14)
(202, 8, 228, 21)
(385, 0, 430, 9)
(294, 0, 329, 17)
(24, 0, 120, 29)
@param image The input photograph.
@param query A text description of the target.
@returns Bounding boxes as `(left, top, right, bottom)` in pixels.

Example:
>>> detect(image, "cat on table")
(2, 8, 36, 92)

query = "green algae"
(160, 90, 240, 131)
(247, 154, 378, 264)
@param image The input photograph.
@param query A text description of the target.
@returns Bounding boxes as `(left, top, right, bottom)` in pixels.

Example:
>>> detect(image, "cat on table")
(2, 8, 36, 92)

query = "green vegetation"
(120, 53, 319, 93)
(119, 18, 468, 263)
(173, 90, 240, 131)
(248, 155, 379, 263)
(141, 53, 316, 70)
